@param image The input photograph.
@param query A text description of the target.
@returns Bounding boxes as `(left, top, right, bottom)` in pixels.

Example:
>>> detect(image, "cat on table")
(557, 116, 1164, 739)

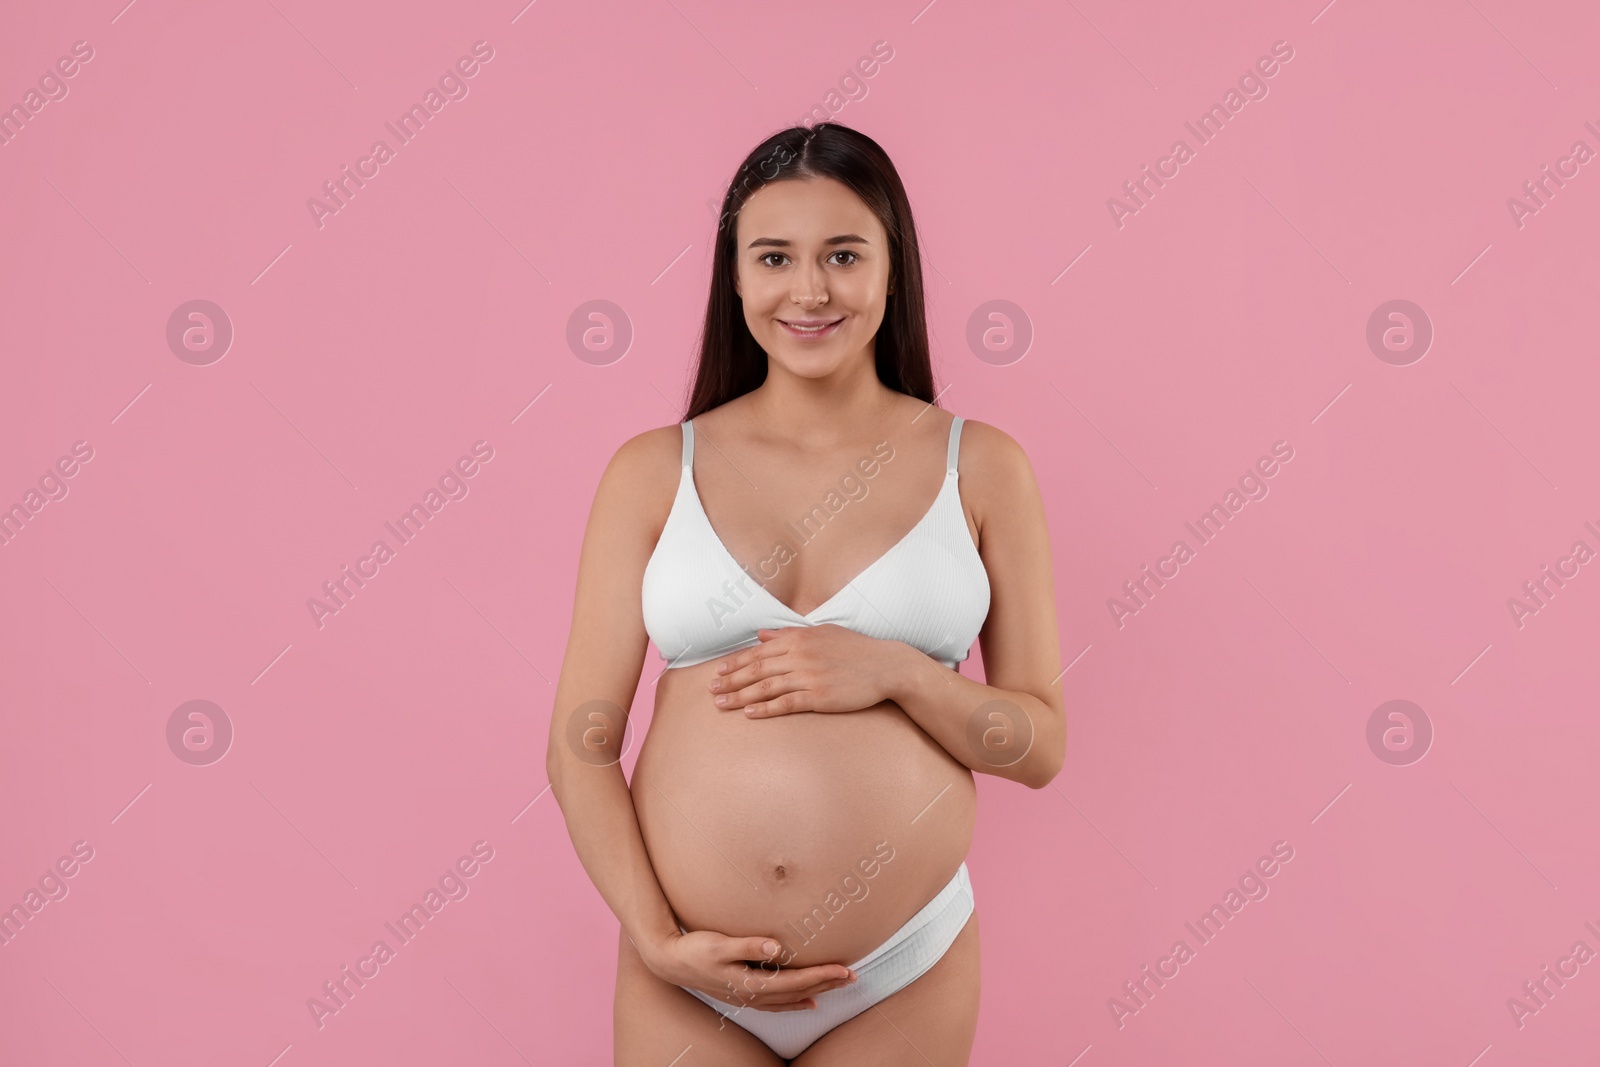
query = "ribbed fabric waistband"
(676, 861, 974, 978)
(842, 860, 971, 971)
(677, 861, 975, 1058)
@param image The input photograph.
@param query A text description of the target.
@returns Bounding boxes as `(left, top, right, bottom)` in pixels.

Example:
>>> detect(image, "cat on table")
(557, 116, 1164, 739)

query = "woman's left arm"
(709, 420, 1067, 789)
(884, 420, 1065, 788)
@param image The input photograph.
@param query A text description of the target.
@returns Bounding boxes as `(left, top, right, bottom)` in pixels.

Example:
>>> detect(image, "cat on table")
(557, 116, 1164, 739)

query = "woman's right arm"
(543, 429, 856, 1010)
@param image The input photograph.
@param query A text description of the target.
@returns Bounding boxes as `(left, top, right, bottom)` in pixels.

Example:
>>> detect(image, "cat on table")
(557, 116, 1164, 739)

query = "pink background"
(3, 0, 1598, 1063)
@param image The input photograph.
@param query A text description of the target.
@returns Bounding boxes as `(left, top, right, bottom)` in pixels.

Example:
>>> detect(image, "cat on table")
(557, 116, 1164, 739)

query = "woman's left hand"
(708, 624, 905, 718)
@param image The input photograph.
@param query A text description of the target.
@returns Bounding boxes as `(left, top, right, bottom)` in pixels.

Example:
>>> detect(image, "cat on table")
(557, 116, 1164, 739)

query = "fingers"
(741, 960, 855, 992)
(717, 673, 795, 712)
(722, 973, 856, 1009)
(716, 639, 780, 678)
(711, 670, 760, 706)
(716, 938, 856, 1008)
(715, 643, 761, 675)
(736, 936, 785, 963)
(742, 691, 806, 718)
(721, 963, 856, 1008)
(779, 974, 857, 1001)
(713, 655, 785, 701)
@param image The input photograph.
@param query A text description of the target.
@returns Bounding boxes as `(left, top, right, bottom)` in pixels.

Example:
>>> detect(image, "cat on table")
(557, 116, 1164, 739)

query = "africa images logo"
(306, 41, 495, 230)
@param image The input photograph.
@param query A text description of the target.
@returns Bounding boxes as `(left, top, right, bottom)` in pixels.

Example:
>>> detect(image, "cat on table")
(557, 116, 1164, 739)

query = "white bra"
(641, 415, 991, 670)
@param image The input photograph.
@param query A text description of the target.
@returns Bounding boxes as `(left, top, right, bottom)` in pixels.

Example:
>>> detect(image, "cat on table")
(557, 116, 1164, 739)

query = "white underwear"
(680, 862, 974, 1059)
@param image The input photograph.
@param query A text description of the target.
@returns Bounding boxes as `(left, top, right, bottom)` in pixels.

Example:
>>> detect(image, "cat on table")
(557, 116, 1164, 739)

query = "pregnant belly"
(632, 659, 976, 970)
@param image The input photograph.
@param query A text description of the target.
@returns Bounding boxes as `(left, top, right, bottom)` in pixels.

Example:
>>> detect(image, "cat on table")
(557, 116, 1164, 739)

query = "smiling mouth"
(779, 318, 844, 338)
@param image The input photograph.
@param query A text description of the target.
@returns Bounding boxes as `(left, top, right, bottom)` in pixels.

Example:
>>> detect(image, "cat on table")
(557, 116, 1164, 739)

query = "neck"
(744, 349, 904, 447)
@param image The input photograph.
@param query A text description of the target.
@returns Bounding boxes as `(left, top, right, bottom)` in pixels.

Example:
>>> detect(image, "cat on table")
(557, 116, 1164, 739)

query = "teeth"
(787, 321, 835, 332)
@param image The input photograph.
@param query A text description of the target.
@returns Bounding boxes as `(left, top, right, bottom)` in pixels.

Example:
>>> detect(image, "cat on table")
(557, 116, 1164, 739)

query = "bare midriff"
(631, 656, 976, 973)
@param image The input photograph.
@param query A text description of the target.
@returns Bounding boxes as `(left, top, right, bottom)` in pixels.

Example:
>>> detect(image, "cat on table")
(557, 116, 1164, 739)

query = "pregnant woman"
(546, 123, 1066, 1065)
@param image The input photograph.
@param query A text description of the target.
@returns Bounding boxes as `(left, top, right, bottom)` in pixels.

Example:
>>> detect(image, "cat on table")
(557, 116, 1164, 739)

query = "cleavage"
(695, 453, 947, 618)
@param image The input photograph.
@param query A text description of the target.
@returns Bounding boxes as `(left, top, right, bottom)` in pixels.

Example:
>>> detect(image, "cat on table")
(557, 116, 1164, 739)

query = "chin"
(769, 350, 851, 376)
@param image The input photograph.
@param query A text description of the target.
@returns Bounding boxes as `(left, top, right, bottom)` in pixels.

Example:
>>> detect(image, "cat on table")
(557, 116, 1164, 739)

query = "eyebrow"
(746, 234, 872, 249)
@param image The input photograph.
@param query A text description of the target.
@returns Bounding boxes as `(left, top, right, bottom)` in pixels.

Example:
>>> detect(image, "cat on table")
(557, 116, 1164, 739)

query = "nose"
(790, 260, 828, 309)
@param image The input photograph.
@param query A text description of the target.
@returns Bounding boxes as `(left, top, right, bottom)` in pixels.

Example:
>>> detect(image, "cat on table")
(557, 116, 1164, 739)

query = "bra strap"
(681, 420, 694, 469)
(946, 416, 964, 474)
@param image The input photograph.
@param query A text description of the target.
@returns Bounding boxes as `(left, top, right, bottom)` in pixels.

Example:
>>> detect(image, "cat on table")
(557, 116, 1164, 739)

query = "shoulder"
(589, 422, 685, 533)
(606, 422, 685, 480)
(956, 417, 1039, 493)
(953, 416, 1048, 547)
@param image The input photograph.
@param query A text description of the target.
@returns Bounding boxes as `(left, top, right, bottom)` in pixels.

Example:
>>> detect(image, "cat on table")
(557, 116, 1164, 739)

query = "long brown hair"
(683, 123, 936, 420)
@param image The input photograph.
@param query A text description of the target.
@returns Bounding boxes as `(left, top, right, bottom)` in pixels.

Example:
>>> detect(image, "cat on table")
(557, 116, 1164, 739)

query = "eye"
(756, 251, 862, 268)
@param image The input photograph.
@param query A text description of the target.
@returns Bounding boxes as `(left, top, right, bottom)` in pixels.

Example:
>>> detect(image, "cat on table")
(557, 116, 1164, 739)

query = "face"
(732, 176, 893, 379)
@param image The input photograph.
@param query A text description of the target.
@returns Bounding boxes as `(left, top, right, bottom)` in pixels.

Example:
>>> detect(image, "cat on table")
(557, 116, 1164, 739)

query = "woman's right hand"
(640, 929, 857, 1011)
